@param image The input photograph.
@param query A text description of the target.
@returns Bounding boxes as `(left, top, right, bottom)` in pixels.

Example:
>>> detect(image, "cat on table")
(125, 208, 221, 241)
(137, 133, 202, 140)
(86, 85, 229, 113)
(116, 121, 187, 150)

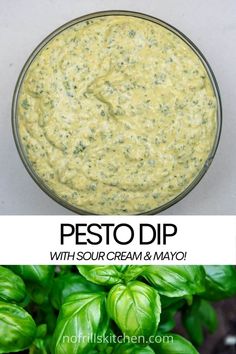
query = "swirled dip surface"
(18, 15, 217, 214)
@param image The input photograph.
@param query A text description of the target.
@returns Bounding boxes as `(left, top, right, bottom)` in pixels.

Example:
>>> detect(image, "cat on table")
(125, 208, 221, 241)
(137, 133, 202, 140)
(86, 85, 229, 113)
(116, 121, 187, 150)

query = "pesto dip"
(17, 15, 217, 214)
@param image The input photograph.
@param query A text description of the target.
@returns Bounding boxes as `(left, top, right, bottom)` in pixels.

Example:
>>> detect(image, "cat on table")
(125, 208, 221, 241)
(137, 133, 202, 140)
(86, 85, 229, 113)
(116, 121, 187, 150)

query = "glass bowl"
(12, 10, 222, 215)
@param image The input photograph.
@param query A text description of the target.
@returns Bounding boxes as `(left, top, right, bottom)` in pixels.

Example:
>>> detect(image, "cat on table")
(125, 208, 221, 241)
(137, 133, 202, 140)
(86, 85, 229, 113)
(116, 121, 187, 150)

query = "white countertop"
(0, 0, 236, 215)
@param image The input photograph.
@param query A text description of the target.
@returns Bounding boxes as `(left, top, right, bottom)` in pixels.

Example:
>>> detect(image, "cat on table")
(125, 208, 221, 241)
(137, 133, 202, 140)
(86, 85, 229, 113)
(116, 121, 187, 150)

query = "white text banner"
(0, 215, 235, 265)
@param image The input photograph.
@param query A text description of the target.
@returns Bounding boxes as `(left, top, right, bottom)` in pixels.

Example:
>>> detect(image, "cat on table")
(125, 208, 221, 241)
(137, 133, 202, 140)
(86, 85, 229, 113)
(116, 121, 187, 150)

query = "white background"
(0, 216, 235, 264)
(0, 0, 236, 215)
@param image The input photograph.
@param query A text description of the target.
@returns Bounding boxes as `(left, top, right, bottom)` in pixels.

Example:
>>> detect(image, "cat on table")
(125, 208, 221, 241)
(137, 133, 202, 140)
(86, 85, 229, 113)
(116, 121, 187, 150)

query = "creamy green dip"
(18, 15, 217, 214)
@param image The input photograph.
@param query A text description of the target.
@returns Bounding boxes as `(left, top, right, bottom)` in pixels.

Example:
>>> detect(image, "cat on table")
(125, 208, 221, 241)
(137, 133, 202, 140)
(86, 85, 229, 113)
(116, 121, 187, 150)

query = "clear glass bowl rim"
(12, 10, 222, 215)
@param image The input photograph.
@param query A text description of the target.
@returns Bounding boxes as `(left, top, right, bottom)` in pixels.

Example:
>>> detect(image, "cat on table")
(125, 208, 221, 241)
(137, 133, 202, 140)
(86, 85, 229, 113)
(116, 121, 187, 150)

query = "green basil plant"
(0, 265, 235, 353)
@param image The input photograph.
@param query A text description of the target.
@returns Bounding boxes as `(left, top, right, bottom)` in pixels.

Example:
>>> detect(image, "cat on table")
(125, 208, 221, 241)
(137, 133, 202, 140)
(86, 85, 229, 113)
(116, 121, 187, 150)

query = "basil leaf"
(114, 342, 155, 353)
(160, 295, 184, 309)
(143, 266, 205, 297)
(202, 265, 236, 300)
(115, 265, 128, 272)
(50, 273, 103, 309)
(30, 338, 48, 354)
(107, 280, 161, 337)
(182, 299, 204, 346)
(36, 324, 47, 339)
(158, 317, 176, 333)
(182, 297, 217, 347)
(77, 265, 123, 285)
(152, 333, 199, 353)
(35, 334, 52, 354)
(27, 283, 51, 305)
(198, 299, 218, 332)
(52, 292, 108, 354)
(123, 265, 145, 282)
(8, 265, 55, 287)
(159, 300, 184, 334)
(0, 266, 26, 304)
(0, 301, 36, 353)
(96, 327, 115, 353)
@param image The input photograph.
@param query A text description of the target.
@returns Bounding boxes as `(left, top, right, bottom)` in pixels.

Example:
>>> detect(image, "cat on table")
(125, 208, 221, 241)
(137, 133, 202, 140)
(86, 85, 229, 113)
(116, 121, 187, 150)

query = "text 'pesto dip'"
(17, 15, 217, 214)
